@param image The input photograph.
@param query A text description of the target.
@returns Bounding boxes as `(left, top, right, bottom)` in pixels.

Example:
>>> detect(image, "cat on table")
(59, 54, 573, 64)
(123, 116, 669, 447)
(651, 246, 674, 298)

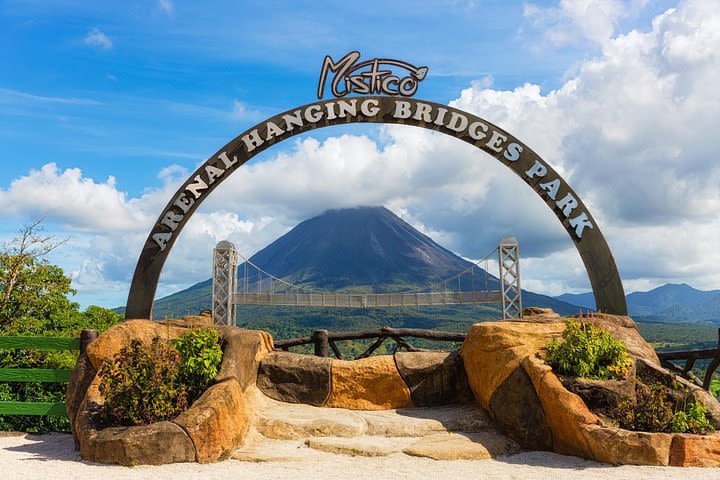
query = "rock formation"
(68, 309, 720, 467)
(460, 309, 720, 467)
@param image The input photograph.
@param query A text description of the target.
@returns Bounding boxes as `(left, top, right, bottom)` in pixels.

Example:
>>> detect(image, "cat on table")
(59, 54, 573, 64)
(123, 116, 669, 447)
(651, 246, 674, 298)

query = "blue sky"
(1, 0, 717, 309)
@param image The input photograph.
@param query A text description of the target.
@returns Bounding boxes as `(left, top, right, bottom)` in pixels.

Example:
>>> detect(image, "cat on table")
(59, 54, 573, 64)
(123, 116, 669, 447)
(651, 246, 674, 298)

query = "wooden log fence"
(656, 328, 720, 390)
(274, 327, 466, 361)
(0, 329, 97, 417)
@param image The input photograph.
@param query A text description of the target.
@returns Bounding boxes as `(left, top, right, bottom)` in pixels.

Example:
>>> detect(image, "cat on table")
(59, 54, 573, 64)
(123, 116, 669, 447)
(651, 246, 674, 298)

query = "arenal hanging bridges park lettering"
(125, 52, 627, 320)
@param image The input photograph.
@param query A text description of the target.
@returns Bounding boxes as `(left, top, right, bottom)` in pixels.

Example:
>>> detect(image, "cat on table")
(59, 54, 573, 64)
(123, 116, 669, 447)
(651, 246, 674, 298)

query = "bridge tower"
(498, 236, 522, 319)
(212, 240, 238, 325)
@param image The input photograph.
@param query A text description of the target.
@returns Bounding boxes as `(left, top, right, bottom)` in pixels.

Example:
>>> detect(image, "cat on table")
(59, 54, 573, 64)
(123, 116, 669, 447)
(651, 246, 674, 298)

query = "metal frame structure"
(211, 241, 238, 325)
(499, 236, 522, 319)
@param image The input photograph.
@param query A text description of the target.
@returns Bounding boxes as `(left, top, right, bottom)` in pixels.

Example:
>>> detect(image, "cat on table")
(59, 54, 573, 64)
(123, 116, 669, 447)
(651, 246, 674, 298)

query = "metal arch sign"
(124, 95, 628, 319)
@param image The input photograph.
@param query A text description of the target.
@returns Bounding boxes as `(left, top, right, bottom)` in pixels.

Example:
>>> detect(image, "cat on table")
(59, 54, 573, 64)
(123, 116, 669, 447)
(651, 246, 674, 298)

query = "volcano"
(151, 206, 578, 316)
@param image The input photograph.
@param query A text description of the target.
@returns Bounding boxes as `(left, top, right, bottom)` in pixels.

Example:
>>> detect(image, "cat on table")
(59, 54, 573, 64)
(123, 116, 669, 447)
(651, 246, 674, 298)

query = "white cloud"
(231, 99, 263, 122)
(0, 163, 148, 232)
(4, 0, 720, 308)
(523, 0, 649, 46)
(158, 0, 173, 15)
(452, 0, 720, 291)
(0, 88, 101, 106)
(83, 28, 112, 50)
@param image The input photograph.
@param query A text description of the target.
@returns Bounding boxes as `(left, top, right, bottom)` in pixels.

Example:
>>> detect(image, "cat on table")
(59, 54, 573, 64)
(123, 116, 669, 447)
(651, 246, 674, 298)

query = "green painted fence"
(0, 331, 96, 418)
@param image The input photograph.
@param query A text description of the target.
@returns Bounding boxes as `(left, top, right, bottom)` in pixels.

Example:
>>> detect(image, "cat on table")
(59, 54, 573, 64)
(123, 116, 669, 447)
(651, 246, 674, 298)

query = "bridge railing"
(233, 291, 501, 308)
(211, 236, 523, 324)
(274, 326, 467, 360)
(0, 329, 97, 417)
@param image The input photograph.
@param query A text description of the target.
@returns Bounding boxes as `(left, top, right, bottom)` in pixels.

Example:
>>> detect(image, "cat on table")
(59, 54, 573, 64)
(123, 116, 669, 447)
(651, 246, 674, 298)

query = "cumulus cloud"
(83, 28, 112, 50)
(0, 163, 148, 232)
(454, 0, 720, 290)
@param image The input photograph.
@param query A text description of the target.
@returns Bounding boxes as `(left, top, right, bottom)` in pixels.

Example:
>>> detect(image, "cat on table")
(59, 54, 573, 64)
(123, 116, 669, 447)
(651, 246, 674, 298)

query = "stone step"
(252, 389, 498, 440)
(240, 390, 519, 462)
(304, 436, 412, 457)
(234, 430, 520, 462)
(403, 432, 521, 460)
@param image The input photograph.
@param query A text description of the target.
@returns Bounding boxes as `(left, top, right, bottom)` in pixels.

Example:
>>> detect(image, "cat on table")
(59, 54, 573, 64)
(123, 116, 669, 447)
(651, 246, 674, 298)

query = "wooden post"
(312, 329, 329, 357)
(79, 329, 98, 356)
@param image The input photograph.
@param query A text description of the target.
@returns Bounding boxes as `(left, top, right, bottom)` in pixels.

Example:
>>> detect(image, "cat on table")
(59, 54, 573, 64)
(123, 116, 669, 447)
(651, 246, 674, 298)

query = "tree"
(0, 220, 123, 433)
(0, 220, 73, 327)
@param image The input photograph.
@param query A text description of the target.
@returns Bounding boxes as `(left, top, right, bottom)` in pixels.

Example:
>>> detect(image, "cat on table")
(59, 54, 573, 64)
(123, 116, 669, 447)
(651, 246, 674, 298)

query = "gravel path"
(1, 433, 720, 480)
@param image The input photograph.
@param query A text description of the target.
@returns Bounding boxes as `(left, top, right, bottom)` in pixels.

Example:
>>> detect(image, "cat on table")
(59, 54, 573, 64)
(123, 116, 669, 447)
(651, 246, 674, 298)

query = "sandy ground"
(1, 433, 720, 480)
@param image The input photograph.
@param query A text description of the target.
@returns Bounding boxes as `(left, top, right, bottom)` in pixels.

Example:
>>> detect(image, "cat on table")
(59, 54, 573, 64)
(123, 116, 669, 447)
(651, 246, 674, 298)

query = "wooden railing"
(274, 327, 466, 360)
(0, 329, 97, 417)
(277, 326, 720, 392)
(657, 328, 720, 390)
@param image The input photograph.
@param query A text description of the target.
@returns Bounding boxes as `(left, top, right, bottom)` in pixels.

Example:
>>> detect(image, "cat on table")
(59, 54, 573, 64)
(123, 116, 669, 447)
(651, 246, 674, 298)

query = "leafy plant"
(98, 338, 188, 427)
(614, 381, 674, 432)
(98, 329, 222, 426)
(546, 319, 631, 380)
(172, 328, 222, 403)
(671, 402, 714, 434)
(612, 380, 714, 434)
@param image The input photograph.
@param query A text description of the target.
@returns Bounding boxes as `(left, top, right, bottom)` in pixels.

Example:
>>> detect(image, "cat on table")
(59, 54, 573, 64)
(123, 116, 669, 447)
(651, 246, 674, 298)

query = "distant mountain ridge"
(556, 283, 720, 323)
(150, 206, 579, 317)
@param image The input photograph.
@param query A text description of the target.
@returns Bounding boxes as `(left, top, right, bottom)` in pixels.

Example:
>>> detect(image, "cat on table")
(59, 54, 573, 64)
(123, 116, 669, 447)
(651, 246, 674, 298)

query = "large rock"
(394, 351, 473, 406)
(75, 323, 270, 465)
(173, 378, 250, 463)
(74, 376, 196, 466)
(325, 355, 413, 410)
(81, 421, 196, 466)
(85, 319, 188, 371)
(522, 355, 600, 457)
(460, 321, 565, 407)
(488, 364, 552, 450)
(213, 327, 274, 390)
(583, 424, 672, 466)
(670, 433, 720, 467)
(520, 307, 563, 323)
(458, 311, 720, 467)
(257, 352, 332, 406)
(402, 432, 520, 460)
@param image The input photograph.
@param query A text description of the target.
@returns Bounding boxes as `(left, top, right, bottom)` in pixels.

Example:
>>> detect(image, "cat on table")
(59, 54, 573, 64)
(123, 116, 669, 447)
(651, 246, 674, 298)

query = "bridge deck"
(233, 291, 501, 308)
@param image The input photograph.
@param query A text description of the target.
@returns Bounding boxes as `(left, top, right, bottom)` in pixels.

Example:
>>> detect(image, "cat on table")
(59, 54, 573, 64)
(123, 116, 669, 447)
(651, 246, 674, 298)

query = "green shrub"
(670, 401, 714, 434)
(612, 380, 714, 434)
(546, 319, 630, 380)
(172, 328, 222, 403)
(614, 381, 674, 432)
(99, 338, 188, 426)
(98, 328, 223, 427)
